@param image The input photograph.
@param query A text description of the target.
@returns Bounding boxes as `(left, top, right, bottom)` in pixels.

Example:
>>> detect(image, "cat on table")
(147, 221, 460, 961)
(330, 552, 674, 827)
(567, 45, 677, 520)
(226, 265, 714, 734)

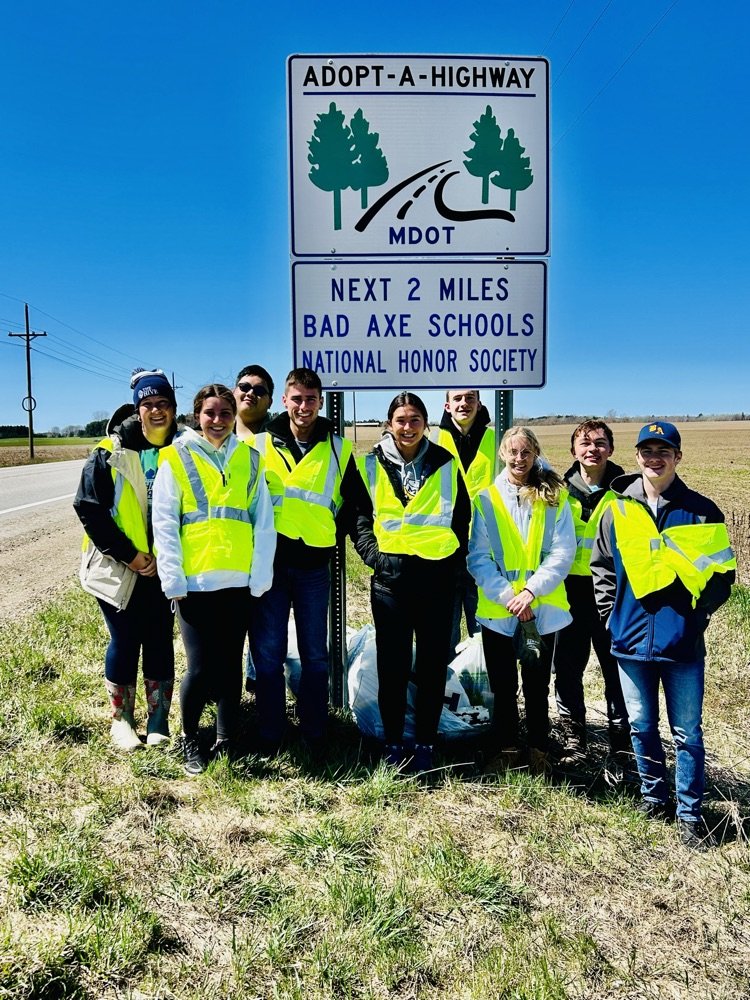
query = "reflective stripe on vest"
(567, 490, 617, 576)
(475, 485, 570, 619)
(255, 433, 352, 547)
(611, 498, 736, 606)
(158, 438, 259, 576)
(430, 426, 496, 500)
(81, 436, 149, 554)
(359, 453, 459, 559)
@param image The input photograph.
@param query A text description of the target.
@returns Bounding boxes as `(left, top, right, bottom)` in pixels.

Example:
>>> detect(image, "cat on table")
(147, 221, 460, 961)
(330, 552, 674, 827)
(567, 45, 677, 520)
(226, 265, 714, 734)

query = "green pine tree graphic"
(492, 127, 534, 211)
(463, 105, 504, 205)
(307, 102, 357, 231)
(349, 108, 389, 210)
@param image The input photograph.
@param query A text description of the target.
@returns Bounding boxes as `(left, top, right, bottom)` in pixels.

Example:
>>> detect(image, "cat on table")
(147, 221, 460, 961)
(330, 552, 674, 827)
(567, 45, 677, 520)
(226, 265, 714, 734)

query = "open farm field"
(0, 441, 94, 466)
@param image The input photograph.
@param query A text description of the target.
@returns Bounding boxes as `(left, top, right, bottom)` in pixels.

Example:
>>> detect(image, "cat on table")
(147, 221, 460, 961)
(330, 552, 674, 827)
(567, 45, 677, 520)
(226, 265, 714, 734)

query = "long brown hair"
(499, 426, 565, 505)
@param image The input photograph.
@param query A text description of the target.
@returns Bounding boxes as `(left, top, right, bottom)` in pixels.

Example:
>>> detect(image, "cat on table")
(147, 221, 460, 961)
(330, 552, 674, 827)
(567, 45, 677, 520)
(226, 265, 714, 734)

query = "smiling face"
(502, 433, 538, 486)
(445, 390, 480, 433)
(198, 396, 236, 448)
(636, 441, 681, 494)
(388, 404, 427, 461)
(572, 425, 613, 475)
(234, 375, 272, 431)
(138, 396, 174, 445)
(282, 381, 323, 441)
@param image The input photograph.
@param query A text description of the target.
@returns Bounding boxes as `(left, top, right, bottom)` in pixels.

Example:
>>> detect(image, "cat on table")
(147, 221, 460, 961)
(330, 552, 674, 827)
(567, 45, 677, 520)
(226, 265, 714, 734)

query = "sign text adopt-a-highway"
(292, 260, 546, 390)
(288, 54, 549, 257)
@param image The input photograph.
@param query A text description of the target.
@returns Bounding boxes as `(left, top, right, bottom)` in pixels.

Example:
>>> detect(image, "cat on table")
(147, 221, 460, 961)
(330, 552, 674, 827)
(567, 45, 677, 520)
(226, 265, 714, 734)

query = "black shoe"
(557, 720, 587, 767)
(209, 738, 231, 762)
(183, 736, 207, 776)
(678, 818, 717, 852)
(636, 798, 672, 821)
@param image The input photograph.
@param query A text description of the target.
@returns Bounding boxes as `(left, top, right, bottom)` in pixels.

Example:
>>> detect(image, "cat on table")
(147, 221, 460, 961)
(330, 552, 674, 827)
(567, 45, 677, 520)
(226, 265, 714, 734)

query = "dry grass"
(0, 444, 92, 467)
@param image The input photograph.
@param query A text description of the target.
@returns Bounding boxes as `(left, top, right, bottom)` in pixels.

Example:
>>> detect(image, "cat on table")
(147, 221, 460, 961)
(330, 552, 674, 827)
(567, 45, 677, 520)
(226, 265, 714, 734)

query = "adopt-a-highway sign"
(288, 54, 549, 258)
(291, 259, 546, 390)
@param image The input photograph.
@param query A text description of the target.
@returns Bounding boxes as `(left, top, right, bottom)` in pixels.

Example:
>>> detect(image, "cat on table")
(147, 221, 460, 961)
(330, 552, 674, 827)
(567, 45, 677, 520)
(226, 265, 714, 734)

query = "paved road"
(0, 460, 86, 622)
(0, 459, 84, 516)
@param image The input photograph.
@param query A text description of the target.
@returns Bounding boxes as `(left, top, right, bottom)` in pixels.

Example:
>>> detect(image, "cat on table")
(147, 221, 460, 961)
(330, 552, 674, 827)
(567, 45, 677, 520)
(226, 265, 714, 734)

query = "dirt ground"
(0, 503, 81, 622)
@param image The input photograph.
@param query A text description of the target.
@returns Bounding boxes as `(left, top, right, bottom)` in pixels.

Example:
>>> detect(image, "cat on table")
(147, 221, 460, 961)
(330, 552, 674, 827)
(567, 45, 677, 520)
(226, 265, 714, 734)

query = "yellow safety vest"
(158, 438, 260, 577)
(567, 491, 617, 576)
(611, 498, 736, 607)
(81, 436, 149, 554)
(358, 453, 460, 560)
(430, 425, 496, 500)
(475, 485, 570, 619)
(255, 433, 352, 548)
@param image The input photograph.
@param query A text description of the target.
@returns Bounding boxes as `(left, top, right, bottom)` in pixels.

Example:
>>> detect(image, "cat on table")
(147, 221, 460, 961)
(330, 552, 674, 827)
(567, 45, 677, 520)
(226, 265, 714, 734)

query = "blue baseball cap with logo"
(635, 421, 681, 450)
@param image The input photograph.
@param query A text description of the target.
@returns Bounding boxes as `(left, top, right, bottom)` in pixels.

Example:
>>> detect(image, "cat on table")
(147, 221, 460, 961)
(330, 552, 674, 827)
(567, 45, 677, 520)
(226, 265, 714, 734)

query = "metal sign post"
(494, 389, 514, 476)
(326, 390, 347, 708)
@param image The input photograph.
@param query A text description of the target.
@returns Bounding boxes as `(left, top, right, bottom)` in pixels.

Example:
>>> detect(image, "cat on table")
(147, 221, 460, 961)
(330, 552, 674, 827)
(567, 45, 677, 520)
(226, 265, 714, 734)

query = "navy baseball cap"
(635, 421, 681, 450)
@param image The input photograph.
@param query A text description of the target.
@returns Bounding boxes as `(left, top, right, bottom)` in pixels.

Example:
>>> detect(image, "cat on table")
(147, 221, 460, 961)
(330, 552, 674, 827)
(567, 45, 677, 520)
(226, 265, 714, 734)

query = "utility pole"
(8, 303, 46, 460)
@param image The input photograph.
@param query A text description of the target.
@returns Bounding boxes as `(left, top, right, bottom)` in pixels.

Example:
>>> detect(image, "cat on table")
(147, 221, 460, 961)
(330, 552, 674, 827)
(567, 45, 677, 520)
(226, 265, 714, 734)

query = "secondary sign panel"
(292, 260, 546, 390)
(288, 54, 549, 258)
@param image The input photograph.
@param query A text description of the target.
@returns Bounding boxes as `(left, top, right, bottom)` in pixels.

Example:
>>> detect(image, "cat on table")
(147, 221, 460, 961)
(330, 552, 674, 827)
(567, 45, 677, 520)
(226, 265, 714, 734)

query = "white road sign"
(288, 54, 549, 258)
(292, 260, 546, 390)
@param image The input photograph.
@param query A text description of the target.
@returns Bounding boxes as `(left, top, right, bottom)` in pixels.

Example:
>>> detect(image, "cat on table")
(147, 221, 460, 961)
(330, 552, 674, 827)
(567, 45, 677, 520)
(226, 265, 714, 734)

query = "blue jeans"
(617, 658, 705, 821)
(249, 563, 330, 747)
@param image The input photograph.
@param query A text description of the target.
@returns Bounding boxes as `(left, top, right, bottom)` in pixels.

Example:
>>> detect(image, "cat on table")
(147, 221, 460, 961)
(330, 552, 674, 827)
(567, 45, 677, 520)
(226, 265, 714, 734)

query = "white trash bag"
(347, 624, 491, 741)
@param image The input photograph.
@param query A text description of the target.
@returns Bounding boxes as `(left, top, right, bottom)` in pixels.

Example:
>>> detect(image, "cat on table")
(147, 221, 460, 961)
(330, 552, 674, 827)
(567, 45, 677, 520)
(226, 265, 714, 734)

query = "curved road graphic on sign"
(434, 172, 516, 223)
(354, 160, 451, 232)
(355, 159, 515, 231)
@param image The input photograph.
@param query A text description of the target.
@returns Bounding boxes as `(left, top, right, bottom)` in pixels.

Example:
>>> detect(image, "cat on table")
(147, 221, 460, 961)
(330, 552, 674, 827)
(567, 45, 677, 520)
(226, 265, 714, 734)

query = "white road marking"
(0, 493, 76, 516)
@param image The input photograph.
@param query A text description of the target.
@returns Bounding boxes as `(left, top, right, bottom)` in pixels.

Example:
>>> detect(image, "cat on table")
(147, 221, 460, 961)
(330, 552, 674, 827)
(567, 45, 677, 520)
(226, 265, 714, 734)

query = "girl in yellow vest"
(74, 368, 180, 751)
(350, 392, 471, 775)
(152, 384, 276, 776)
(468, 427, 575, 774)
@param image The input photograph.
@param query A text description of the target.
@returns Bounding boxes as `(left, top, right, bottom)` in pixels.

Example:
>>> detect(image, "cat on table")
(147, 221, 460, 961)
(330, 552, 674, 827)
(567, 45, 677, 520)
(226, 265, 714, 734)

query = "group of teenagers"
(73, 364, 736, 852)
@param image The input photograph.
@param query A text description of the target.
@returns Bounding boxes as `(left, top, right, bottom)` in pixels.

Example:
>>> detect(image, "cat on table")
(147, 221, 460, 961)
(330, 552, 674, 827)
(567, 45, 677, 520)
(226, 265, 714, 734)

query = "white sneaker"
(110, 717, 143, 751)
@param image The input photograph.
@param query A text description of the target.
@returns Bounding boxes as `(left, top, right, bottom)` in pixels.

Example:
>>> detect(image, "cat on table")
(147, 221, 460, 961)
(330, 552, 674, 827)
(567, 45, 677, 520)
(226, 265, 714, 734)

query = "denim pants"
(98, 574, 174, 685)
(249, 563, 330, 747)
(617, 657, 705, 820)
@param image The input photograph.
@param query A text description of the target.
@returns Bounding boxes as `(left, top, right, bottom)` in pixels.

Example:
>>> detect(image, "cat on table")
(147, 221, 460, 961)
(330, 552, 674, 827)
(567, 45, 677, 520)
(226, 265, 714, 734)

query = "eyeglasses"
(237, 382, 269, 398)
(139, 399, 172, 411)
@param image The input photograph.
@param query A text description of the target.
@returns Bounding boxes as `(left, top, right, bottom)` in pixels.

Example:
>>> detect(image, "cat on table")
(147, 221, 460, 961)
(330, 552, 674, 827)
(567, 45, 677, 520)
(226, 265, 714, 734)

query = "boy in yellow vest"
(591, 421, 735, 850)
(249, 368, 362, 756)
(552, 420, 630, 779)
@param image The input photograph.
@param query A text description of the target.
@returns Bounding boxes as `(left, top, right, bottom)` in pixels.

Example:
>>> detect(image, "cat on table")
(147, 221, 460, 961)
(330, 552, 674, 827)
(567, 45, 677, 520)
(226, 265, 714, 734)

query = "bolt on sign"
(288, 54, 549, 258)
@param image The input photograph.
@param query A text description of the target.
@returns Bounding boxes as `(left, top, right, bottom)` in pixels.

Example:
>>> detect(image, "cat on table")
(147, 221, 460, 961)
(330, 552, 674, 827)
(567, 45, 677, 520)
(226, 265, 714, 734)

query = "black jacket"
(563, 459, 625, 523)
(350, 439, 471, 591)
(437, 404, 492, 473)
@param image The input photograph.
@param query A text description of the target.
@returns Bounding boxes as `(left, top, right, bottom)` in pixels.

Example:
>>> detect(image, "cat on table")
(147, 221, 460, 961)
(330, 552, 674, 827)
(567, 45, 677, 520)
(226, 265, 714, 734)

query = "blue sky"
(1, 1, 747, 430)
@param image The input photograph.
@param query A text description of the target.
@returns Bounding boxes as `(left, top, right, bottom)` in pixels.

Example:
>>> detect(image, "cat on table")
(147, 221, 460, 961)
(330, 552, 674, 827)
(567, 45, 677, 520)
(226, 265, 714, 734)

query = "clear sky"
(1, 1, 747, 431)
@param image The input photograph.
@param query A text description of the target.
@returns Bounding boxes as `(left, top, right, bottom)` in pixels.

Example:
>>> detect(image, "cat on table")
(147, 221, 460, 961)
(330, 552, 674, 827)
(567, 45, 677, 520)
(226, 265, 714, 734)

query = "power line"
(542, 0, 577, 52)
(554, 0, 681, 148)
(553, 0, 616, 85)
(30, 344, 125, 384)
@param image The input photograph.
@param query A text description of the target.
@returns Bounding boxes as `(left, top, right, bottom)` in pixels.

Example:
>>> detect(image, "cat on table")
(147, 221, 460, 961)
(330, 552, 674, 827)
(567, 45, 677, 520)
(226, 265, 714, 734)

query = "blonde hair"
(499, 426, 565, 506)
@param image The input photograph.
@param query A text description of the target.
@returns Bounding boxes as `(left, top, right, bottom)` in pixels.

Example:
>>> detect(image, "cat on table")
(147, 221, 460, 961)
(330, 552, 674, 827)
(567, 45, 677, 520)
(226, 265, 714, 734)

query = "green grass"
(0, 437, 96, 447)
(0, 585, 749, 998)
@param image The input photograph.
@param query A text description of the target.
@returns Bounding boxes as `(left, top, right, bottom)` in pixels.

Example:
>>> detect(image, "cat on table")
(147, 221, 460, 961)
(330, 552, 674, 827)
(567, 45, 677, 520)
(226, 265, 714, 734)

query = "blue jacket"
(590, 473, 734, 664)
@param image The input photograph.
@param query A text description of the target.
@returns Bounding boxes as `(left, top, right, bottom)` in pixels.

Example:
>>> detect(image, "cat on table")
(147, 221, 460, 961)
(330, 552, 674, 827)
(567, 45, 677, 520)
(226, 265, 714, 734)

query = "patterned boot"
(105, 680, 142, 751)
(144, 678, 173, 746)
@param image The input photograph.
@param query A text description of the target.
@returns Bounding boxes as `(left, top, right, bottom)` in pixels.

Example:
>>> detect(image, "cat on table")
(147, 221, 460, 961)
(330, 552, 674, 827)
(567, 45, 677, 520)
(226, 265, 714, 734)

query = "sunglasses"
(237, 382, 269, 398)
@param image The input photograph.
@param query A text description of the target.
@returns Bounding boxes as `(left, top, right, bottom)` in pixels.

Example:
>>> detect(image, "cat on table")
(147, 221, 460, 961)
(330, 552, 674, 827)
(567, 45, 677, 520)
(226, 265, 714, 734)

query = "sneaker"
(209, 739, 231, 762)
(603, 750, 628, 788)
(678, 818, 717, 852)
(183, 736, 207, 776)
(636, 798, 672, 821)
(409, 743, 434, 775)
(383, 743, 405, 768)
